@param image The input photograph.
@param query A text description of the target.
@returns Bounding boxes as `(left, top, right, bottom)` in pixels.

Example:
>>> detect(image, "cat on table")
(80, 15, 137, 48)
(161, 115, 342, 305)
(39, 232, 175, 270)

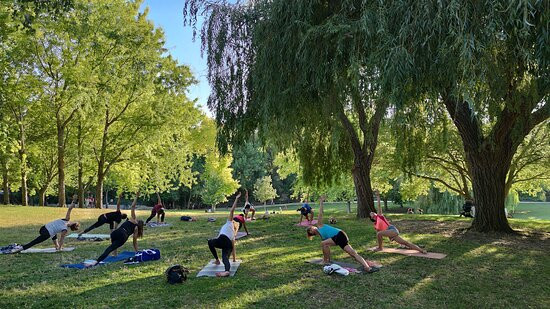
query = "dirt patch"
(393, 219, 550, 251)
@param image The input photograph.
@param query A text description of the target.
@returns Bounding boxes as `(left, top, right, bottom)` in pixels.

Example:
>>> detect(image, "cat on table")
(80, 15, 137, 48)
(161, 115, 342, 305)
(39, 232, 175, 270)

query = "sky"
(141, 0, 210, 114)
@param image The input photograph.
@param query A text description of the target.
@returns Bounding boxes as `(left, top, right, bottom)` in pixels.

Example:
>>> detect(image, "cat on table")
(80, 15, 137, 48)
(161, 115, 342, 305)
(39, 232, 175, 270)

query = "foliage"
(200, 152, 239, 210)
(253, 175, 277, 204)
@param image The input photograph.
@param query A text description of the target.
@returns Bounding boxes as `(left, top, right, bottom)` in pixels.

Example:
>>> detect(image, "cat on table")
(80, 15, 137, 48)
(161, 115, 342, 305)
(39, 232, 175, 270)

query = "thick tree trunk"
(467, 152, 514, 233)
(2, 166, 9, 205)
(57, 123, 66, 207)
(352, 155, 376, 218)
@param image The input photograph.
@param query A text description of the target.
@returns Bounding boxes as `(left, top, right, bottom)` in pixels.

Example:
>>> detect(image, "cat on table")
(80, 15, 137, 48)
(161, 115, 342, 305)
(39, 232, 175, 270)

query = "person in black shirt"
(87, 192, 144, 266)
(79, 192, 128, 236)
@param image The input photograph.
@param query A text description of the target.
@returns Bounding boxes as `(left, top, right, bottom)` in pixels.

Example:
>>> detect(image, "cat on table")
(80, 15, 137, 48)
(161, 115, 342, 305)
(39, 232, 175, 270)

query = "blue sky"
(141, 0, 210, 114)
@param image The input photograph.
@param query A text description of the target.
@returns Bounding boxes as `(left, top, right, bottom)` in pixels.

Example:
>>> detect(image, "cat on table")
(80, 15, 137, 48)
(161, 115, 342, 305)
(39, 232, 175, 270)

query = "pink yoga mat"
(369, 247, 446, 259)
(295, 220, 318, 226)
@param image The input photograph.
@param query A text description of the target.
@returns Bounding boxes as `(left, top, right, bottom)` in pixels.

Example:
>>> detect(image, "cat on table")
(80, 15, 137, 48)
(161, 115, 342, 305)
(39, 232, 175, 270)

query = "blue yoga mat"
(61, 251, 135, 269)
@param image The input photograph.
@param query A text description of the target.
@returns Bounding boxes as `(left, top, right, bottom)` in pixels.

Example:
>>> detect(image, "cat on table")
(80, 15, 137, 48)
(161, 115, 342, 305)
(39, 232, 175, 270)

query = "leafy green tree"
(185, 0, 388, 218)
(200, 152, 239, 211)
(253, 176, 277, 205)
(370, 1, 548, 232)
(231, 140, 268, 194)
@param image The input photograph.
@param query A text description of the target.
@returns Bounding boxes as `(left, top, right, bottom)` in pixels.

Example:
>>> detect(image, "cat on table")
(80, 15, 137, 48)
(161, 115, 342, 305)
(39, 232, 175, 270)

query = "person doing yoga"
(12, 195, 80, 253)
(306, 196, 380, 273)
(242, 190, 256, 220)
(79, 192, 127, 236)
(208, 192, 241, 277)
(370, 191, 426, 254)
(146, 192, 165, 224)
(297, 199, 314, 224)
(88, 192, 143, 266)
(232, 213, 250, 235)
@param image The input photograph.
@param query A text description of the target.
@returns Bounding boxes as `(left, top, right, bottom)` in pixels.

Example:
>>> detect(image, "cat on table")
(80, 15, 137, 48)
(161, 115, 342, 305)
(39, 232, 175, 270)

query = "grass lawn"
(513, 202, 550, 220)
(0, 205, 549, 308)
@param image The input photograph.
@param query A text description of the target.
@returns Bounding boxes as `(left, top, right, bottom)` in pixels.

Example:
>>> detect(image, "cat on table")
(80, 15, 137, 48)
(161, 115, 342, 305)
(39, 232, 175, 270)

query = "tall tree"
(185, 0, 388, 217)
(369, 1, 549, 232)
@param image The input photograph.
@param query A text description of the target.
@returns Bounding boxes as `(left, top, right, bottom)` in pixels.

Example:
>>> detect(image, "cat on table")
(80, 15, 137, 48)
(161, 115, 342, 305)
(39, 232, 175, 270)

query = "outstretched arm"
(243, 221, 249, 235)
(376, 191, 382, 215)
(156, 191, 162, 205)
(65, 195, 77, 220)
(228, 192, 242, 220)
(116, 192, 123, 212)
(231, 239, 237, 262)
(132, 232, 139, 252)
(317, 195, 325, 225)
(131, 191, 140, 220)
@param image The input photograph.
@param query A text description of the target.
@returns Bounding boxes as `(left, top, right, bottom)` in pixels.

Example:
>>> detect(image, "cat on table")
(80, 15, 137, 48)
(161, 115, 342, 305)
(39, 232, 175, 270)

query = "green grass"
(0, 205, 549, 308)
(513, 202, 550, 220)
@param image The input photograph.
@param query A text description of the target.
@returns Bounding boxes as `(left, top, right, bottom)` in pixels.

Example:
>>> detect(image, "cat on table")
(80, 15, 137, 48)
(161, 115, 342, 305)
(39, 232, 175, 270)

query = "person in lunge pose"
(208, 192, 241, 277)
(232, 213, 250, 235)
(79, 192, 128, 236)
(146, 192, 165, 224)
(306, 196, 380, 273)
(88, 192, 143, 266)
(12, 195, 80, 253)
(370, 191, 426, 254)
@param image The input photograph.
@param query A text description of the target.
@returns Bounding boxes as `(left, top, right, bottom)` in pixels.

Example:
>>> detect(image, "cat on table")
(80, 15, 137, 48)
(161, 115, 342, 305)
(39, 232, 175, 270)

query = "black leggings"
(82, 215, 111, 234)
(208, 234, 233, 272)
(96, 229, 129, 263)
(23, 226, 55, 250)
(146, 210, 165, 223)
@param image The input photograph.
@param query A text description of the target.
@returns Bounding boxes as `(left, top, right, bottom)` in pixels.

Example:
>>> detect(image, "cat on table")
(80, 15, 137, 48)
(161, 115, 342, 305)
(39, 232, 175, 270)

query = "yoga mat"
(196, 259, 241, 277)
(295, 220, 318, 227)
(61, 251, 135, 269)
(147, 222, 172, 228)
(307, 258, 382, 270)
(22, 247, 75, 253)
(369, 247, 446, 259)
(67, 233, 110, 239)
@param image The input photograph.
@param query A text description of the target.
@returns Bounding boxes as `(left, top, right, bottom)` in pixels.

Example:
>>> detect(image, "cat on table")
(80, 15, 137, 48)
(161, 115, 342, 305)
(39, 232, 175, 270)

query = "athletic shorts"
(331, 231, 349, 249)
(387, 225, 399, 241)
(301, 209, 312, 216)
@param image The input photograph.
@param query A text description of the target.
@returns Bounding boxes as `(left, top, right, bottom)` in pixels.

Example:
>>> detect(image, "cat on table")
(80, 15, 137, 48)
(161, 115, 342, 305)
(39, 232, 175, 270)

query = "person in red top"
(232, 214, 249, 235)
(146, 192, 165, 224)
(369, 191, 426, 254)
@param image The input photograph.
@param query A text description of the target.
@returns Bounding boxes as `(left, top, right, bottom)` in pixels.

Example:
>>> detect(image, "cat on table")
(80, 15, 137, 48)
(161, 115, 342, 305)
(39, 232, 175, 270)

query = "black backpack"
(166, 264, 189, 284)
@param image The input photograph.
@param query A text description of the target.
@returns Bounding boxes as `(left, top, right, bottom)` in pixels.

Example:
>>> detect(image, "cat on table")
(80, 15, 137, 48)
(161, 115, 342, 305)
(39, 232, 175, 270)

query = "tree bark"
(352, 154, 376, 218)
(57, 121, 66, 207)
(18, 122, 28, 206)
(38, 187, 47, 206)
(95, 170, 104, 209)
(2, 165, 9, 205)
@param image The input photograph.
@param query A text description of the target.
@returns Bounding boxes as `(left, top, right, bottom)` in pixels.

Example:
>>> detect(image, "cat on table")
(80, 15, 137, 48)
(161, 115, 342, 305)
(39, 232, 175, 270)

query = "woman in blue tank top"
(306, 196, 380, 273)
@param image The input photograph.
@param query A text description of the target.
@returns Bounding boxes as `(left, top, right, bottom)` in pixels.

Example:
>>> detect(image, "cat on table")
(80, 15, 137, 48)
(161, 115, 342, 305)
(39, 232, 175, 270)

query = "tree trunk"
(2, 165, 9, 205)
(57, 122, 66, 207)
(38, 187, 47, 206)
(77, 120, 84, 208)
(352, 155, 376, 218)
(467, 152, 513, 233)
(18, 123, 28, 206)
(95, 171, 104, 209)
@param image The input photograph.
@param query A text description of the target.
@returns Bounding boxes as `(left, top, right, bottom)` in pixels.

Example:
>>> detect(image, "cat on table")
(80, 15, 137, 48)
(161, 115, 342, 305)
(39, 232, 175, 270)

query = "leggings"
(23, 226, 55, 250)
(208, 234, 233, 272)
(96, 229, 129, 263)
(82, 215, 111, 234)
(146, 210, 165, 223)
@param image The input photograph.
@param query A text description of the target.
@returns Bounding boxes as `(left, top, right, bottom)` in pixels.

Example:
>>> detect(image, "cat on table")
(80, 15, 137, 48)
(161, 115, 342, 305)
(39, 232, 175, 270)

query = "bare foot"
(216, 271, 230, 277)
(420, 249, 427, 254)
(367, 260, 382, 267)
(213, 259, 221, 265)
(371, 247, 382, 252)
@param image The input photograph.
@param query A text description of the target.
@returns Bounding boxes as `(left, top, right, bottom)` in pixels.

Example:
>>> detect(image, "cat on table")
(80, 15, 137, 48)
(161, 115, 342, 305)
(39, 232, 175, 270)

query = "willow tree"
(185, 0, 389, 217)
(376, 1, 549, 232)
